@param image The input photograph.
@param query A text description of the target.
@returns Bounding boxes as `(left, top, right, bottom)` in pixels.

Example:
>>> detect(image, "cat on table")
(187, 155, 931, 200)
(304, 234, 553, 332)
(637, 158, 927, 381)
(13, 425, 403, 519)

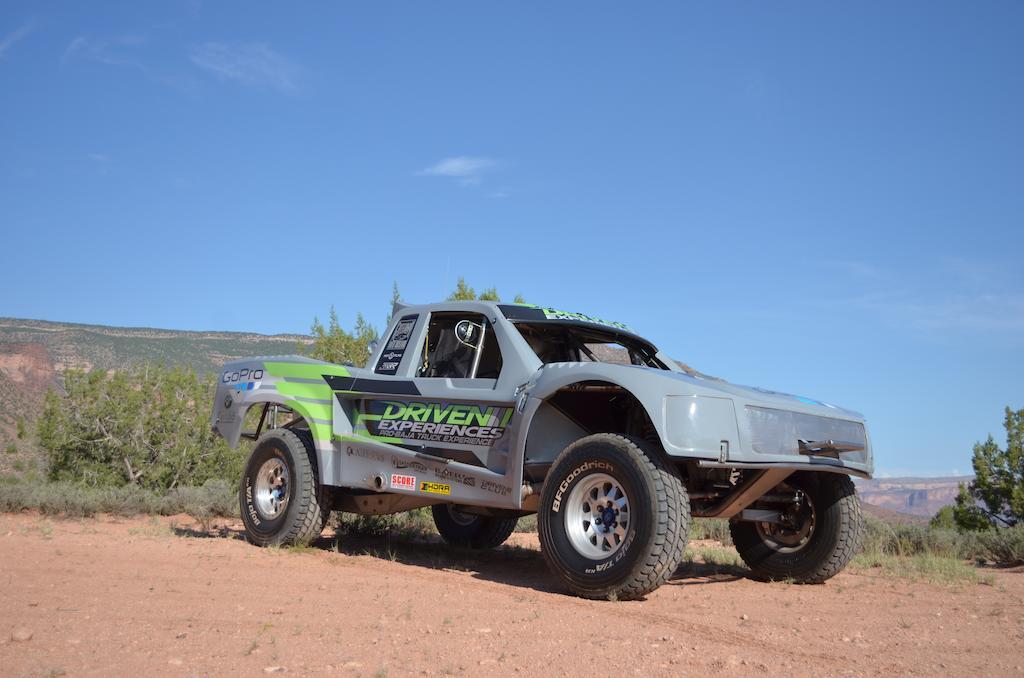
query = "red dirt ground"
(1, 512, 1022, 677)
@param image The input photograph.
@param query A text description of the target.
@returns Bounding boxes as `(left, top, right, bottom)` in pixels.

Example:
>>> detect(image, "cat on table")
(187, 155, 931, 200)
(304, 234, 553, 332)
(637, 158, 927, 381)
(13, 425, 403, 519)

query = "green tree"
(930, 505, 956, 530)
(309, 307, 380, 367)
(311, 280, 520, 369)
(447, 277, 479, 301)
(955, 406, 1024, 529)
(445, 277, 524, 303)
(38, 364, 245, 490)
(953, 483, 992, 531)
(385, 281, 403, 324)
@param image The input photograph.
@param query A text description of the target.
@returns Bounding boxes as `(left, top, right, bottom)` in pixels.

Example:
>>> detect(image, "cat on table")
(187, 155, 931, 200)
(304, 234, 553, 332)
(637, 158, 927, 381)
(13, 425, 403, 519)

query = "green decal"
(540, 308, 631, 331)
(264, 361, 350, 380)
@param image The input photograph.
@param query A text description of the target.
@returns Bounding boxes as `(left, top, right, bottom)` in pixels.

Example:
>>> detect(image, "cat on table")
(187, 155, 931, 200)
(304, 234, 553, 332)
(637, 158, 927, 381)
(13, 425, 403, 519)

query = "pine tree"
(955, 406, 1024, 529)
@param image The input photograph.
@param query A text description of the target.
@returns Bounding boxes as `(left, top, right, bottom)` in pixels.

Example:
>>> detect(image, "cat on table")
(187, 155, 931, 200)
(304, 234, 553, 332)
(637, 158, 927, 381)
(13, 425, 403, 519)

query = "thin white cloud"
(856, 292, 1024, 333)
(188, 42, 300, 93)
(813, 257, 1024, 333)
(0, 22, 33, 59)
(89, 153, 111, 175)
(62, 35, 148, 71)
(62, 35, 199, 93)
(418, 156, 497, 186)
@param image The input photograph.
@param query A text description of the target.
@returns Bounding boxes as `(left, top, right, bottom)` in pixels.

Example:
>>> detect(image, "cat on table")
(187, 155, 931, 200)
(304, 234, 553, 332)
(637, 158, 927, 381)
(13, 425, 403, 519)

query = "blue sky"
(1, 3, 1021, 476)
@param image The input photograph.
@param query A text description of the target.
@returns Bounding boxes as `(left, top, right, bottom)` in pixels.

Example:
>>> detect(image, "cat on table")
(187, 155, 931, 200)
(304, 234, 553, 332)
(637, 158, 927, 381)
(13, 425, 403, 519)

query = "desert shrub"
(690, 518, 733, 545)
(851, 551, 987, 585)
(4, 443, 16, 455)
(514, 513, 537, 533)
(166, 479, 237, 518)
(38, 364, 246, 491)
(334, 507, 434, 538)
(861, 515, 971, 559)
(976, 526, 1024, 565)
(0, 478, 237, 519)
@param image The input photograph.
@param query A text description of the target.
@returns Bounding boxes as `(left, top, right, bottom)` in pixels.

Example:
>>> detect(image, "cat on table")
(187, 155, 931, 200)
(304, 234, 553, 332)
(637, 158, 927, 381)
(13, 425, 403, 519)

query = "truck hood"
(642, 364, 865, 422)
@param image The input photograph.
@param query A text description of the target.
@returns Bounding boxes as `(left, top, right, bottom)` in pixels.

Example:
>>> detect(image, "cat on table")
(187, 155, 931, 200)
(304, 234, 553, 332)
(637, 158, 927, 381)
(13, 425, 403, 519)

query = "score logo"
(390, 474, 416, 491)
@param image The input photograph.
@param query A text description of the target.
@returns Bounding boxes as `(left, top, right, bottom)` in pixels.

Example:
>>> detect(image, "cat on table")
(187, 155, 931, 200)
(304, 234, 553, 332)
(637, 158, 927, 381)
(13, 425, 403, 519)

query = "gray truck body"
(211, 301, 872, 515)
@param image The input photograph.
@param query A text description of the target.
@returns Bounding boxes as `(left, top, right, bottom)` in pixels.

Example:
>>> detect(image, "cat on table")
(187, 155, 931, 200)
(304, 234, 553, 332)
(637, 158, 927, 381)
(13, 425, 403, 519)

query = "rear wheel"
(730, 472, 864, 583)
(239, 428, 331, 546)
(431, 504, 518, 549)
(538, 434, 689, 600)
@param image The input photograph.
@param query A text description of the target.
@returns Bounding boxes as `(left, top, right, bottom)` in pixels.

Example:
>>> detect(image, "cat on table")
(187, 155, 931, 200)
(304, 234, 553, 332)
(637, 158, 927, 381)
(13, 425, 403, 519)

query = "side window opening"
(581, 342, 636, 366)
(418, 313, 503, 379)
(514, 323, 666, 369)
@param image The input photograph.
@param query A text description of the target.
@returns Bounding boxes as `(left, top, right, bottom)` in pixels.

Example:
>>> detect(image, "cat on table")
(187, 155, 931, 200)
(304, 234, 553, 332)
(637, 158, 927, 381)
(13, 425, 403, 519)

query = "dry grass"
(851, 552, 995, 586)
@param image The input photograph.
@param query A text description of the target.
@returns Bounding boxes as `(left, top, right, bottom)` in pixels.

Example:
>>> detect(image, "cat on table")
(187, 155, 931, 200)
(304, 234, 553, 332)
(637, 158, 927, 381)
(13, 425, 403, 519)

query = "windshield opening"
(513, 322, 667, 369)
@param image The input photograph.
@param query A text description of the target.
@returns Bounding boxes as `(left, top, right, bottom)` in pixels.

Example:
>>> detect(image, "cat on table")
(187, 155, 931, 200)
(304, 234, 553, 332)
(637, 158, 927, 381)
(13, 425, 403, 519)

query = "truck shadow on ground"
(170, 523, 752, 596)
(329, 533, 752, 595)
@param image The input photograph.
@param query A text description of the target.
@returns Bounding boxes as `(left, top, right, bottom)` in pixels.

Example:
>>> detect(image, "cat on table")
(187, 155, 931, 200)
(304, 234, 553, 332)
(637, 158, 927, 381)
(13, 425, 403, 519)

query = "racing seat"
(425, 326, 475, 378)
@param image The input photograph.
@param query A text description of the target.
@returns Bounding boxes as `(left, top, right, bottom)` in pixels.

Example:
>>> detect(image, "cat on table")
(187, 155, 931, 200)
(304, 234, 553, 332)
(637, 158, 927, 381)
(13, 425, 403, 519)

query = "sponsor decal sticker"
(433, 466, 476, 487)
(419, 481, 451, 496)
(222, 368, 265, 383)
(480, 479, 510, 496)
(365, 399, 514, 448)
(393, 459, 429, 473)
(390, 473, 416, 491)
(540, 308, 630, 331)
(376, 316, 417, 375)
(347, 446, 389, 463)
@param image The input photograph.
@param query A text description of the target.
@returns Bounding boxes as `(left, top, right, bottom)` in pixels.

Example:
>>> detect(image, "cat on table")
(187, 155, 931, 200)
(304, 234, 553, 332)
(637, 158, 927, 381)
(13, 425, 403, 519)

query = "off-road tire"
(431, 504, 518, 549)
(239, 428, 331, 547)
(537, 434, 689, 600)
(730, 472, 864, 583)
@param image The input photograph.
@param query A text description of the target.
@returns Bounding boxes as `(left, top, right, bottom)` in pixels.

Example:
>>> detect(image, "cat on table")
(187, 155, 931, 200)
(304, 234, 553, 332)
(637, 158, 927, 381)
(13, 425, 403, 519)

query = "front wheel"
(730, 472, 864, 583)
(431, 504, 518, 549)
(538, 434, 690, 600)
(239, 428, 331, 546)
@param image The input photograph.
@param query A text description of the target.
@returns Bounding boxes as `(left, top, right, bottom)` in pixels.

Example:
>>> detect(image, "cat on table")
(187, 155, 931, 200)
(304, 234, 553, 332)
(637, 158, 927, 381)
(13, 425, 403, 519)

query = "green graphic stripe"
(307, 422, 332, 442)
(345, 431, 405, 445)
(275, 380, 334, 399)
(264, 361, 350, 380)
(281, 398, 332, 442)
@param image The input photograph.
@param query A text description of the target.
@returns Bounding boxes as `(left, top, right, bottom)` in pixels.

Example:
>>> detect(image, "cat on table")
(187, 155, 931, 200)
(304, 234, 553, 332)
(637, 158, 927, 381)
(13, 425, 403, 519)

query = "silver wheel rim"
(446, 505, 478, 527)
(254, 457, 290, 520)
(756, 490, 815, 553)
(563, 472, 630, 560)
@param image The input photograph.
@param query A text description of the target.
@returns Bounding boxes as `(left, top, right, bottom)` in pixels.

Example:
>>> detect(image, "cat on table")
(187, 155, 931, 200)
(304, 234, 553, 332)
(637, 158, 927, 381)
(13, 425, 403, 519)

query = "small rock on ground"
(11, 628, 33, 642)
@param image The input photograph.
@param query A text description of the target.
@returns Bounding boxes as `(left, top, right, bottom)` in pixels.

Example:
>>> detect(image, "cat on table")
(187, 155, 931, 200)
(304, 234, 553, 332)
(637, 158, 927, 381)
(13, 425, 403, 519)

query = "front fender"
(523, 363, 740, 462)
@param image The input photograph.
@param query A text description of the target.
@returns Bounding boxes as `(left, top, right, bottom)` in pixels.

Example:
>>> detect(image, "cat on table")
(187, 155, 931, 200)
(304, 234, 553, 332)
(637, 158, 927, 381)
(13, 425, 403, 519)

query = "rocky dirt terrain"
(2, 513, 1022, 677)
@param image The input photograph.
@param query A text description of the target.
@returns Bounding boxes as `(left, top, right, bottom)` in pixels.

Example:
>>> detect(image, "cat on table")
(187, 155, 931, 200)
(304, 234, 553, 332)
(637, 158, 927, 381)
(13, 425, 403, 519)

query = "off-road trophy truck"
(212, 302, 869, 599)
